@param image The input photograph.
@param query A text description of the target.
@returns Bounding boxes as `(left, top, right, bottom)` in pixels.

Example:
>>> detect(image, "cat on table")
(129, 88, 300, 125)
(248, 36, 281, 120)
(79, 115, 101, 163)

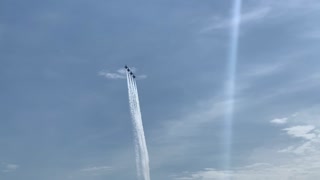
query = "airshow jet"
(125, 65, 136, 78)
(130, 72, 136, 78)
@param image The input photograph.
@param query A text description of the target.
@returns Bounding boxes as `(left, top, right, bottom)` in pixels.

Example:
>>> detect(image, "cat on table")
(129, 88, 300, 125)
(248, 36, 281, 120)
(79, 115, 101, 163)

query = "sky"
(1, 0, 320, 179)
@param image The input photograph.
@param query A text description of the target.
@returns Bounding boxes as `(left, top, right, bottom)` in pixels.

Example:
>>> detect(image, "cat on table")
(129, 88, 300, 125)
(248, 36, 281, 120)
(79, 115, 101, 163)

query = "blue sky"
(1, 0, 320, 179)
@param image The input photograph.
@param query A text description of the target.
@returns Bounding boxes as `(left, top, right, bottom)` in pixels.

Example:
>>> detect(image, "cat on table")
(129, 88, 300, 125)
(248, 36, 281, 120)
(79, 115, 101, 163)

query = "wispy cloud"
(201, 6, 271, 32)
(278, 140, 319, 155)
(273, 107, 320, 155)
(276, 106, 320, 127)
(98, 70, 126, 80)
(264, 0, 320, 11)
(174, 105, 320, 179)
(270, 112, 303, 126)
(175, 125, 320, 180)
(80, 166, 113, 172)
(268, 106, 320, 155)
(1, 163, 19, 173)
(99, 71, 126, 79)
(68, 165, 113, 179)
(283, 125, 316, 140)
(173, 163, 277, 180)
(174, 158, 320, 180)
(99, 67, 147, 80)
(270, 117, 288, 124)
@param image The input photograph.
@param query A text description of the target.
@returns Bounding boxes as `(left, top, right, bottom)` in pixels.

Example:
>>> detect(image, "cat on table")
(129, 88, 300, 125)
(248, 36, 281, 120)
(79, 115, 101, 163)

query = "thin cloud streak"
(283, 125, 316, 140)
(80, 166, 113, 172)
(99, 68, 147, 80)
(270, 118, 288, 124)
(174, 158, 320, 180)
(99, 71, 126, 79)
(175, 111, 320, 180)
(1, 163, 19, 173)
(201, 6, 270, 32)
(67, 165, 114, 179)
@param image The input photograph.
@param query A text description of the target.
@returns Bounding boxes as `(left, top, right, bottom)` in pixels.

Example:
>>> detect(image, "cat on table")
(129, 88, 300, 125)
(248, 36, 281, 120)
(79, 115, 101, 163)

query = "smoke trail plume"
(126, 71, 150, 180)
(224, 0, 242, 172)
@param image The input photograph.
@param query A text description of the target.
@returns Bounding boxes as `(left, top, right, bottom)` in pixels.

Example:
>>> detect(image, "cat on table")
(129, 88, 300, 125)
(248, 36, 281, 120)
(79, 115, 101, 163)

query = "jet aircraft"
(125, 65, 136, 78)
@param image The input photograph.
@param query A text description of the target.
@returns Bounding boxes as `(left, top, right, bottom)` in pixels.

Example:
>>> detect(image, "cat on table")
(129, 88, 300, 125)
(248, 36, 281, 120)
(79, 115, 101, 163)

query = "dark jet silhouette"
(125, 65, 136, 78)
(124, 65, 130, 72)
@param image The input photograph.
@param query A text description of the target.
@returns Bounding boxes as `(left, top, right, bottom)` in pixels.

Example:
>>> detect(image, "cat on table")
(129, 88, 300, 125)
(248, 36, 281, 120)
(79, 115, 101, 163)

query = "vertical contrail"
(126, 71, 150, 180)
(127, 72, 142, 178)
(224, 0, 242, 174)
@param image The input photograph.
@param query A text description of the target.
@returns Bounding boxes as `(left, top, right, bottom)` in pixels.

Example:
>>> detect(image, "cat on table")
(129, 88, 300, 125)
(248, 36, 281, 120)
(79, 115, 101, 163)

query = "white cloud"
(99, 67, 147, 80)
(252, 69, 320, 102)
(270, 107, 320, 156)
(174, 158, 320, 180)
(238, 7, 271, 24)
(242, 49, 309, 79)
(68, 165, 113, 179)
(6, 164, 19, 169)
(288, 106, 320, 126)
(1, 163, 19, 173)
(199, 0, 320, 35)
(80, 166, 113, 172)
(283, 125, 316, 140)
(174, 105, 320, 180)
(175, 128, 320, 179)
(244, 63, 283, 77)
(202, 6, 271, 32)
(279, 140, 319, 155)
(156, 99, 229, 139)
(98, 70, 126, 80)
(236, 50, 315, 99)
(279, 123, 320, 155)
(264, 0, 320, 11)
(270, 117, 288, 124)
(149, 71, 319, 168)
(116, 69, 127, 74)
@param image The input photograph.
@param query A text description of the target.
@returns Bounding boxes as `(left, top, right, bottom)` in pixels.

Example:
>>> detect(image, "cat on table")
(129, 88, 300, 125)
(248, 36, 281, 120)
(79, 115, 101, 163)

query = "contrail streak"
(126, 71, 150, 180)
(127, 72, 142, 178)
(224, 0, 242, 174)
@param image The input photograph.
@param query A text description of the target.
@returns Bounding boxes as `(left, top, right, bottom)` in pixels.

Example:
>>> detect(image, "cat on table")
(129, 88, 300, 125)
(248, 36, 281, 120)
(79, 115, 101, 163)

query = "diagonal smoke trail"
(132, 80, 150, 180)
(224, 0, 242, 174)
(127, 72, 142, 178)
(126, 71, 151, 180)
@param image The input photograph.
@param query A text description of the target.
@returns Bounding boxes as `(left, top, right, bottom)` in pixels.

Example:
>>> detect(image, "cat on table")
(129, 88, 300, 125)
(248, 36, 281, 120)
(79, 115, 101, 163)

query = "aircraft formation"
(125, 65, 136, 78)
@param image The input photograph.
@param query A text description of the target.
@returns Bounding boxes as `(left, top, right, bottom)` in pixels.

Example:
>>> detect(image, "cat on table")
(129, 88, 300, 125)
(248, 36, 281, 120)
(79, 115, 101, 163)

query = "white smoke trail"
(127, 72, 142, 178)
(224, 0, 242, 173)
(126, 71, 151, 180)
(132, 80, 150, 180)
